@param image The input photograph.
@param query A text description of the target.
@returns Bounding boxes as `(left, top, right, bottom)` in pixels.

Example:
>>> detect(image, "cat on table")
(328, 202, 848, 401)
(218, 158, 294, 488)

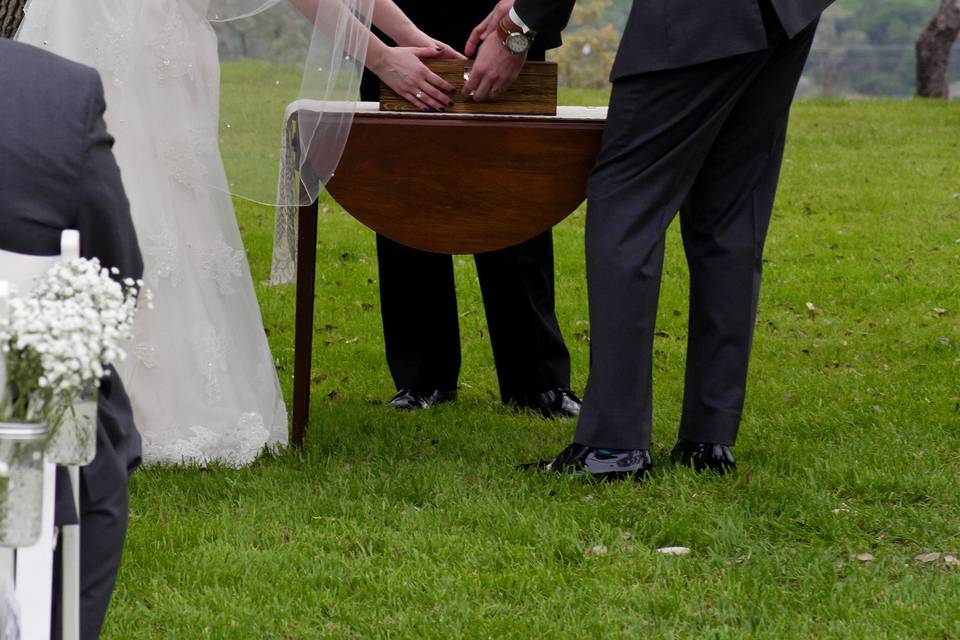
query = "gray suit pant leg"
(79, 477, 129, 640)
(575, 22, 818, 450)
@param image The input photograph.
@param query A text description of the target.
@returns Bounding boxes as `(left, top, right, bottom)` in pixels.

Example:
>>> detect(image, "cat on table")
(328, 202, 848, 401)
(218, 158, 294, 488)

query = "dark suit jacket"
(0, 39, 143, 512)
(389, 0, 560, 53)
(513, 0, 833, 79)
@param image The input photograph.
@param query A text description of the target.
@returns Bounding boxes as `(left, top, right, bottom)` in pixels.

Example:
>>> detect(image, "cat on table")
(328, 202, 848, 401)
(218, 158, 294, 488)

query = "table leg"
(292, 198, 319, 448)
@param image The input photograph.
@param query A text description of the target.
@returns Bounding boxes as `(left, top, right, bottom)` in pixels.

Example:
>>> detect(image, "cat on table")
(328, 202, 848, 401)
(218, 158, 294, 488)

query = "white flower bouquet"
(0, 258, 145, 459)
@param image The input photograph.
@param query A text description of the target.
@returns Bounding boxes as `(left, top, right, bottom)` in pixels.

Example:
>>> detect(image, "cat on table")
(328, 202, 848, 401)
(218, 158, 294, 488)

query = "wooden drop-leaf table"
(289, 103, 606, 447)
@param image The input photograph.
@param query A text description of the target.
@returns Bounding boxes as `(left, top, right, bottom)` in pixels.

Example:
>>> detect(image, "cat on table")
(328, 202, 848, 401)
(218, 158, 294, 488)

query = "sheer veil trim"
(207, 0, 374, 208)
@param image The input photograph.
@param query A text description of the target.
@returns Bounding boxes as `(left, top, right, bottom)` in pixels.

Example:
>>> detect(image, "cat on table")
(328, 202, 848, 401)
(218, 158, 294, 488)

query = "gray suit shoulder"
(0, 38, 103, 116)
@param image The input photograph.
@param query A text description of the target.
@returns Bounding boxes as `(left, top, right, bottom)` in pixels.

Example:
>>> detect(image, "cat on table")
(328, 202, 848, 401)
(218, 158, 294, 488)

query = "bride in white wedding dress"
(16, 0, 459, 465)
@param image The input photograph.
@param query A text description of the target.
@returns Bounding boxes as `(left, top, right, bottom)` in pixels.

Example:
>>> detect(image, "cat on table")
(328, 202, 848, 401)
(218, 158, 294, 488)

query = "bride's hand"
(373, 47, 457, 111)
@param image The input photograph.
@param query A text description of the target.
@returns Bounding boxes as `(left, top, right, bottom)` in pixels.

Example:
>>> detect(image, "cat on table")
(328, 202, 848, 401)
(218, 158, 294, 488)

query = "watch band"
(497, 14, 535, 54)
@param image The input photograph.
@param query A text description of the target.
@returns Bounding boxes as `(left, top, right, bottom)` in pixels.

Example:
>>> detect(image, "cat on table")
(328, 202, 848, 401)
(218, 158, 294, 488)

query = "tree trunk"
(0, 0, 28, 39)
(916, 0, 960, 98)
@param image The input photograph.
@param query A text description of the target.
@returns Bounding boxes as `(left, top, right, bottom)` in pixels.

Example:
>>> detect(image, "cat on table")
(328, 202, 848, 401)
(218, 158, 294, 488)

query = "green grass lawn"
(104, 76, 960, 638)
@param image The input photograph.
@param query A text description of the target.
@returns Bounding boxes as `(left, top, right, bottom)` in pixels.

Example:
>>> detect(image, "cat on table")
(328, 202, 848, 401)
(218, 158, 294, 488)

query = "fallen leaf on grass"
(915, 552, 941, 563)
(657, 546, 691, 556)
(853, 553, 874, 563)
(585, 544, 608, 557)
(933, 307, 948, 316)
(832, 507, 851, 514)
(937, 337, 952, 346)
(944, 555, 959, 566)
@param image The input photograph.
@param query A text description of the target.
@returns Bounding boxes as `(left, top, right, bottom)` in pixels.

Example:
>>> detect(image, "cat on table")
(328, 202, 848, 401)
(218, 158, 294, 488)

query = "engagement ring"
(415, 90, 424, 99)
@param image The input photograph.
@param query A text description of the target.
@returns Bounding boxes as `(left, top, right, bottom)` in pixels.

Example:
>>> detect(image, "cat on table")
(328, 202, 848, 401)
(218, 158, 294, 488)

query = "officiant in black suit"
(0, 38, 142, 639)
(465, 0, 833, 477)
(359, 0, 580, 418)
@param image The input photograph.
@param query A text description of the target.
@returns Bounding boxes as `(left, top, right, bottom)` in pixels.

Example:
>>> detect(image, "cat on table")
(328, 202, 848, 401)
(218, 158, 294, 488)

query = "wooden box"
(379, 60, 557, 116)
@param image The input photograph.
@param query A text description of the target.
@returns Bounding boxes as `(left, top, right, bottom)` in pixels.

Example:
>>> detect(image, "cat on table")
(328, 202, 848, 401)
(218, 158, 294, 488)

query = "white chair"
(0, 229, 81, 640)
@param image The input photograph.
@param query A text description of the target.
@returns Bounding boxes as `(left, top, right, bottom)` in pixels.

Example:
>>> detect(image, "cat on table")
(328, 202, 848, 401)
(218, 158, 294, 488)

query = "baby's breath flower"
(1, 257, 149, 423)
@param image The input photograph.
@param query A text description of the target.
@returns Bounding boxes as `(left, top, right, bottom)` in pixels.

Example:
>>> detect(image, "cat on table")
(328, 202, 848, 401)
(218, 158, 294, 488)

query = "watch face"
(506, 33, 529, 54)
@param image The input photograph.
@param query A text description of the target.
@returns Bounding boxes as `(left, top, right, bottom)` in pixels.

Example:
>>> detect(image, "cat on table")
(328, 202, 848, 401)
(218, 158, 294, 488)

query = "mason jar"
(0, 421, 49, 548)
(46, 383, 98, 466)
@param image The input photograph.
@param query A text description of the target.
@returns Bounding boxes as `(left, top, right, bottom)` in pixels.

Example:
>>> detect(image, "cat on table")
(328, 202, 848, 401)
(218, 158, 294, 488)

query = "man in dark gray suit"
(0, 38, 143, 638)
(465, 0, 833, 478)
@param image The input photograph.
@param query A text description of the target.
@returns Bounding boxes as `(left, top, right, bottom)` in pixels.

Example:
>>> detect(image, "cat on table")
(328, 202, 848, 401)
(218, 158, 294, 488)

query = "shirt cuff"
(509, 7, 532, 34)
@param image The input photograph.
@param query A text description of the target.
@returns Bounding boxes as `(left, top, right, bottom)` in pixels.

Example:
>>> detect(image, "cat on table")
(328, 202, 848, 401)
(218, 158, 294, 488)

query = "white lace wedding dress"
(17, 0, 289, 466)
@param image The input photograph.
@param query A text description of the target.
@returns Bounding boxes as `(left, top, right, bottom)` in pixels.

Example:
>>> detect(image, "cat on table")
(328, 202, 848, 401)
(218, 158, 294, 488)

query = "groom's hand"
(462, 29, 526, 102)
(465, 0, 514, 58)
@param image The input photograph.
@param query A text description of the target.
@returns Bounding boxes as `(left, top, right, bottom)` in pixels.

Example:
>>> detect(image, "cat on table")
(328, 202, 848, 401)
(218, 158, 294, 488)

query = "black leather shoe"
(520, 443, 652, 481)
(670, 439, 736, 473)
(385, 389, 457, 410)
(524, 388, 582, 419)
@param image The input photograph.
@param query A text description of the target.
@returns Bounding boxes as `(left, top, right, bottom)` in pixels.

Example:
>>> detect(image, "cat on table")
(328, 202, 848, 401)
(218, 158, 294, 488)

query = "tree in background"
(0, 0, 27, 39)
(549, 0, 623, 89)
(916, 0, 960, 97)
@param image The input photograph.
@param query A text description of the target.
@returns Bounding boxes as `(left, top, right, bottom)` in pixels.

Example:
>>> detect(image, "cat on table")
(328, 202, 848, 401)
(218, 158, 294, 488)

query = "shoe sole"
(517, 462, 651, 482)
(670, 455, 735, 475)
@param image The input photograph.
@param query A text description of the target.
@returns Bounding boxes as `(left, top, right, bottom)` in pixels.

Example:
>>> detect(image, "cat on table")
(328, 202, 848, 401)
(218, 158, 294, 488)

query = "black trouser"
(375, 233, 571, 404)
(361, 50, 571, 404)
(574, 16, 818, 450)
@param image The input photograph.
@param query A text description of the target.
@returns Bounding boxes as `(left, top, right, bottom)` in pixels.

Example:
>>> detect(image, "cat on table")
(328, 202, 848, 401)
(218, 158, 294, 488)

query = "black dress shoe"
(520, 443, 652, 481)
(385, 388, 457, 410)
(670, 439, 736, 473)
(523, 388, 582, 419)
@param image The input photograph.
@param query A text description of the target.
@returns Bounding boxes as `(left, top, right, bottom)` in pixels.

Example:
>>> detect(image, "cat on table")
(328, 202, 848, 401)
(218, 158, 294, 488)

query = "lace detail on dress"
(198, 239, 243, 295)
(195, 324, 228, 404)
(142, 412, 271, 467)
(158, 127, 210, 192)
(83, 17, 135, 88)
(150, 3, 196, 83)
(134, 343, 160, 369)
(141, 219, 180, 287)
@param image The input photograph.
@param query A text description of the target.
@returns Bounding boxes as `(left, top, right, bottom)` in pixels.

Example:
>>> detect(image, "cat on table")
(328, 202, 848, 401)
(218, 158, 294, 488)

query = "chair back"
(0, 229, 79, 640)
(0, 229, 78, 294)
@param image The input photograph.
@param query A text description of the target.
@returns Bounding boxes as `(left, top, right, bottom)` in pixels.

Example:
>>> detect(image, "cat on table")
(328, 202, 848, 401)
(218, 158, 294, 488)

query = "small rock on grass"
(914, 552, 941, 563)
(853, 553, 875, 563)
(657, 546, 691, 556)
(585, 544, 608, 557)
